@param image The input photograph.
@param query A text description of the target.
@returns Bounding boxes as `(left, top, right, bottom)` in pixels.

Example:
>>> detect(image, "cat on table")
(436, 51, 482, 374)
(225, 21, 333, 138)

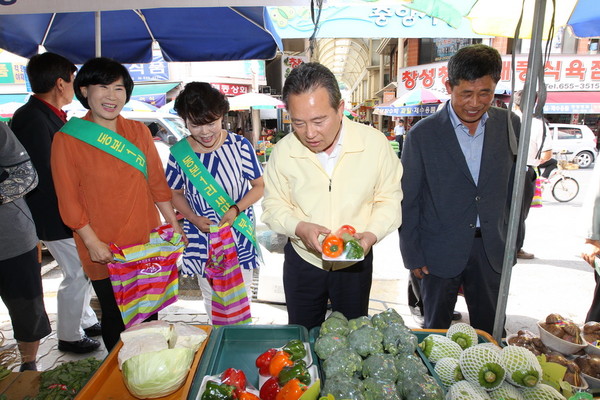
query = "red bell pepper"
(259, 376, 280, 400)
(256, 348, 277, 376)
(220, 368, 246, 396)
(336, 224, 357, 236)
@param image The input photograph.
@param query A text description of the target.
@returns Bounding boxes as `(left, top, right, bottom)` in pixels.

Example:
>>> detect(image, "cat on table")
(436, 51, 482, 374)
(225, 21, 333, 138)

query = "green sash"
(60, 118, 148, 179)
(169, 139, 259, 251)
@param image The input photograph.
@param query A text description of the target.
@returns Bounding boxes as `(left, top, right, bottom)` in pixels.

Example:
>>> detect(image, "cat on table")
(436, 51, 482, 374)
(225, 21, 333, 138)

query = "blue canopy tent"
(0, 7, 282, 63)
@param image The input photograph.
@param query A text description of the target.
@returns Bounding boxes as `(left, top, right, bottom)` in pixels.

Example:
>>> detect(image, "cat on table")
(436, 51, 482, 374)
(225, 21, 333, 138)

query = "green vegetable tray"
(188, 324, 315, 400)
(308, 327, 496, 393)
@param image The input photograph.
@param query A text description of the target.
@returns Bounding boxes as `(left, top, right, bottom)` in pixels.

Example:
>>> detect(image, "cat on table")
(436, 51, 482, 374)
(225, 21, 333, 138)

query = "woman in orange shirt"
(51, 58, 182, 351)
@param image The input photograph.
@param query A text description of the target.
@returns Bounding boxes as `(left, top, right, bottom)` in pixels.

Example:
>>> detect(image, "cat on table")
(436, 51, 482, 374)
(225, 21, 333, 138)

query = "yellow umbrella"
(467, 0, 578, 38)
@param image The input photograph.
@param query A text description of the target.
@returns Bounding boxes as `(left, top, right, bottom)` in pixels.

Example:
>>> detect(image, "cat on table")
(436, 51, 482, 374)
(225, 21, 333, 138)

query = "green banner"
(60, 118, 148, 179)
(170, 139, 259, 251)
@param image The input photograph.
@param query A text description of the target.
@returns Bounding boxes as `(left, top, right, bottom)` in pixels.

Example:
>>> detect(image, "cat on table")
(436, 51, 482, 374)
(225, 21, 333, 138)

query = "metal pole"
(493, 0, 548, 343)
(95, 11, 101, 57)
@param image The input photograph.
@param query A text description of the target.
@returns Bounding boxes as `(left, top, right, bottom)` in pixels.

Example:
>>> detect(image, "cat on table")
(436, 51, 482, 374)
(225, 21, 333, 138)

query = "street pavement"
(0, 165, 596, 371)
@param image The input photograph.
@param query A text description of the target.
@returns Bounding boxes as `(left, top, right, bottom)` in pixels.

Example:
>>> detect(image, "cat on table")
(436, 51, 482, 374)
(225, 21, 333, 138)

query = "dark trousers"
(282, 242, 373, 330)
(91, 278, 157, 352)
(516, 166, 537, 251)
(587, 269, 600, 322)
(420, 237, 502, 334)
(539, 158, 558, 179)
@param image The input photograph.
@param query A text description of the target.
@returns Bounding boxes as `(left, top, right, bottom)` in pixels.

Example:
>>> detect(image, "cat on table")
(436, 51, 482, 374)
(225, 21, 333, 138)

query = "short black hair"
(282, 62, 341, 110)
(174, 82, 229, 125)
(26, 52, 76, 94)
(447, 44, 502, 88)
(74, 57, 134, 109)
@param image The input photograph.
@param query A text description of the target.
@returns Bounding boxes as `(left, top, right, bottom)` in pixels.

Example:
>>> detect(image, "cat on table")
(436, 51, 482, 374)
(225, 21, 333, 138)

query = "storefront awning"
(132, 83, 180, 97)
(131, 82, 180, 107)
(0, 93, 29, 104)
(544, 91, 600, 114)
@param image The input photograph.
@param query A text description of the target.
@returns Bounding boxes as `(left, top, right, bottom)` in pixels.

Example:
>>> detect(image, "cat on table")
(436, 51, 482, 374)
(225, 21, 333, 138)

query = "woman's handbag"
(107, 224, 184, 328)
(204, 223, 252, 326)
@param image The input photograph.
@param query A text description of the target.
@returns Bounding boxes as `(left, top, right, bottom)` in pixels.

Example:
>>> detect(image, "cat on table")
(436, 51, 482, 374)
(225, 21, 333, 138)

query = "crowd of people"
(1, 44, 598, 372)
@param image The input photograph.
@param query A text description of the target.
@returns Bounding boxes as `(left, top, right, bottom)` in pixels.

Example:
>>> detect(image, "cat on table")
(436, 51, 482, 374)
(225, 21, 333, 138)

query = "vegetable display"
(314, 308, 444, 400)
(25, 357, 102, 400)
(117, 321, 208, 399)
(418, 321, 571, 400)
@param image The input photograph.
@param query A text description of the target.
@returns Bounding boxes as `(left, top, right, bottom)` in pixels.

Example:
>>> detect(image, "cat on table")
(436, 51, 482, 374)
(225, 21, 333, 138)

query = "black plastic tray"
(188, 324, 312, 400)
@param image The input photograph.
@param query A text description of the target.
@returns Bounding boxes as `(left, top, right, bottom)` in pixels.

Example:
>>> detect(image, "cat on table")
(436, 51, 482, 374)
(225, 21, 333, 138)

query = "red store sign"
(211, 83, 250, 97)
(398, 55, 600, 96)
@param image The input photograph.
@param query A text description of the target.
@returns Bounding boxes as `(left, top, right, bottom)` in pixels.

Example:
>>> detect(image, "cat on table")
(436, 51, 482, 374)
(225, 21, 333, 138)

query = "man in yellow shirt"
(262, 62, 403, 329)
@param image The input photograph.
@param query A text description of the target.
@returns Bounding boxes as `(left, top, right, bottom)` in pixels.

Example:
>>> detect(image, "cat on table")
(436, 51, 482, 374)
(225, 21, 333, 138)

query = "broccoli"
(321, 374, 365, 400)
(403, 374, 444, 400)
(361, 353, 397, 381)
(320, 314, 350, 336)
(348, 316, 373, 332)
(371, 308, 404, 330)
(348, 325, 384, 358)
(396, 333, 419, 356)
(381, 322, 413, 356)
(327, 310, 348, 322)
(395, 353, 428, 384)
(361, 377, 401, 400)
(314, 333, 349, 360)
(322, 348, 363, 379)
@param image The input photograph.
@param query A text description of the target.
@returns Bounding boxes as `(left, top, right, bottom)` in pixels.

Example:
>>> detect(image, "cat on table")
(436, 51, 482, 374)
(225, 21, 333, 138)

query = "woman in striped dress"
(165, 82, 263, 321)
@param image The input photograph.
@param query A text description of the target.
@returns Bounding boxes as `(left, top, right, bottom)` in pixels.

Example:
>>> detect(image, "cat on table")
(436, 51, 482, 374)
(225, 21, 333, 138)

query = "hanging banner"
(268, 5, 489, 39)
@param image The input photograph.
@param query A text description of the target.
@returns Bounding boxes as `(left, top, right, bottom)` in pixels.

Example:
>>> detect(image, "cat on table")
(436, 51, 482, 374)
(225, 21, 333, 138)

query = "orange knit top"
(51, 113, 172, 280)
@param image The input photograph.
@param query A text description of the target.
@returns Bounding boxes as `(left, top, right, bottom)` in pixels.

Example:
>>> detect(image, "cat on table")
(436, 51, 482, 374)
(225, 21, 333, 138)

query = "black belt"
(474, 228, 482, 237)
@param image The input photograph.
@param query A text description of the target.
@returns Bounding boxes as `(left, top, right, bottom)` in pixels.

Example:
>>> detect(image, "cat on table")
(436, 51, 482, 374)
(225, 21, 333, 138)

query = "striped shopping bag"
(107, 224, 184, 328)
(205, 223, 252, 326)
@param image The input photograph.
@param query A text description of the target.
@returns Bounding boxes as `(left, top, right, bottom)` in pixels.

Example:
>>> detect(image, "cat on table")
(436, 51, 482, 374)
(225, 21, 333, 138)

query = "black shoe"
(83, 323, 102, 337)
(19, 361, 37, 371)
(452, 311, 462, 321)
(58, 337, 101, 354)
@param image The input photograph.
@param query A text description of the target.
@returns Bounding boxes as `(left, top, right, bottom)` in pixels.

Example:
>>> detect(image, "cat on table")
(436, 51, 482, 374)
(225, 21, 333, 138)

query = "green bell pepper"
(343, 239, 364, 260)
(282, 339, 306, 361)
(278, 360, 311, 386)
(201, 380, 236, 400)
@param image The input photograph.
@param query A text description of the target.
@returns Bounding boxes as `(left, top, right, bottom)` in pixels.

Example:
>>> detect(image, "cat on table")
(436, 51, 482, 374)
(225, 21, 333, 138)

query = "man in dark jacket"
(11, 53, 101, 354)
(399, 45, 520, 334)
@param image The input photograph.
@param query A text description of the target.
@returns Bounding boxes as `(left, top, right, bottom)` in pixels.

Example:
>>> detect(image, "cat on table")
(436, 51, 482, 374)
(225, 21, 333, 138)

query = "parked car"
(122, 111, 189, 167)
(548, 123, 598, 168)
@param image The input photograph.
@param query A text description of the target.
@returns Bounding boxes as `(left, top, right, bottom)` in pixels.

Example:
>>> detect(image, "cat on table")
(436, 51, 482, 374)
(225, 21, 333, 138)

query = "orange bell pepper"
(269, 350, 293, 377)
(239, 391, 260, 400)
(322, 234, 343, 258)
(275, 378, 308, 400)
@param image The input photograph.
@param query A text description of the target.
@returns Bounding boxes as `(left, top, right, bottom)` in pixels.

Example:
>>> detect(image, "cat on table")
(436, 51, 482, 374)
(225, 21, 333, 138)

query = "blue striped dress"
(165, 132, 263, 276)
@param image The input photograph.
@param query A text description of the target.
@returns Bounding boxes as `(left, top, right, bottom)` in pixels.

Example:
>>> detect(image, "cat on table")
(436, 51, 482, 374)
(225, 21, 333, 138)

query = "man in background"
(400, 44, 520, 334)
(513, 90, 553, 260)
(11, 52, 101, 354)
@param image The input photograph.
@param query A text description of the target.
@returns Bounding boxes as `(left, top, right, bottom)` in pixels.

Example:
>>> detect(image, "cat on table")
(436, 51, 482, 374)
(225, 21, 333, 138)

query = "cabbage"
(122, 347, 194, 398)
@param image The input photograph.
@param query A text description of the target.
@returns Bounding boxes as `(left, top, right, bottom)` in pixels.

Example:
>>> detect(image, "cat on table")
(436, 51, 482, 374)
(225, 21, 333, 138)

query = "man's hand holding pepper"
(295, 221, 330, 253)
(354, 231, 377, 255)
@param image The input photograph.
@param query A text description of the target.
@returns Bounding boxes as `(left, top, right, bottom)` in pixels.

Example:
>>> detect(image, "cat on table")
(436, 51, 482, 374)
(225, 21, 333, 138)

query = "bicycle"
(540, 151, 580, 202)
